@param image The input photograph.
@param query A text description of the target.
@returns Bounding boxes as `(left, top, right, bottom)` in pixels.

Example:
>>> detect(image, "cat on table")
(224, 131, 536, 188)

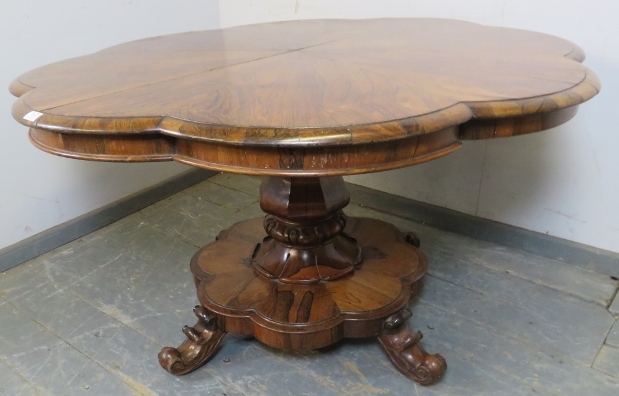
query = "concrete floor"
(1, 173, 619, 395)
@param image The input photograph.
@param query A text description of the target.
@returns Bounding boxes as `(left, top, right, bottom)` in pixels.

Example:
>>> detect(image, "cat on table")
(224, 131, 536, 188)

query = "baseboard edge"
(0, 169, 218, 273)
(347, 183, 619, 277)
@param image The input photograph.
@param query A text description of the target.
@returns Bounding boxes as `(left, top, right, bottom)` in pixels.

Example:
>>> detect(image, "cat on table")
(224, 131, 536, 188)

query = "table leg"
(378, 309, 447, 385)
(159, 306, 226, 375)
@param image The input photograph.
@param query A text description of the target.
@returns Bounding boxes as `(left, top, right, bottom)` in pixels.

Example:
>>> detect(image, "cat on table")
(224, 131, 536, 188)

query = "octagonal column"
(251, 176, 362, 284)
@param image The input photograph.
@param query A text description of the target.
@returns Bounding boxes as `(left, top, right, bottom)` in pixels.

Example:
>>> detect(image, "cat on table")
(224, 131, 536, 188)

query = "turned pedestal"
(158, 176, 447, 385)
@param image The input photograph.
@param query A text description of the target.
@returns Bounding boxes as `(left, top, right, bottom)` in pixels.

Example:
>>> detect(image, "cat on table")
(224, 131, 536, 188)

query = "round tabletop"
(10, 18, 599, 176)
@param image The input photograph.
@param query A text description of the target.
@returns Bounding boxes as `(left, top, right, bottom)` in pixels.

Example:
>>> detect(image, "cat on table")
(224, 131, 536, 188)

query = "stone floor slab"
(345, 203, 618, 306)
(609, 293, 619, 316)
(606, 321, 619, 348)
(418, 274, 611, 364)
(89, 324, 244, 395)
(1, 275, 122, 360)
(182, 179, 258, 210)
(410, 300, 619, 395)
(207, 173, 262, 196)
(11, 341, 141, 396)
(0, 358, 39, 396)
(140, 193, 248, 248)
(423, 249, 614, 364)
(2, 175, 618, 395)
(594, 345, 619, 379)
(0, 303, 64, 358)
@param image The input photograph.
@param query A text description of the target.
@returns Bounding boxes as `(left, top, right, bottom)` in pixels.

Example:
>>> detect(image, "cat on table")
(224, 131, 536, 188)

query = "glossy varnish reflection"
(10, 18, 600, 386)
(11, 19, 598, 176)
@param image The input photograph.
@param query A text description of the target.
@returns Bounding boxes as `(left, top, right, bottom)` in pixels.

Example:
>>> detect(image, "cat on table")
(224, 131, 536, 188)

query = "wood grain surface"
(189, 216, 427, 349)
(10, 18, 600, 176)
(160, 216, 447, 383)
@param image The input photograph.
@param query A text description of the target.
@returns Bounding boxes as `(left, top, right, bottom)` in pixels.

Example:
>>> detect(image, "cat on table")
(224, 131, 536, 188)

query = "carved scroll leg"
(159, 306, 227, 375)
(377, 309, 447, 385)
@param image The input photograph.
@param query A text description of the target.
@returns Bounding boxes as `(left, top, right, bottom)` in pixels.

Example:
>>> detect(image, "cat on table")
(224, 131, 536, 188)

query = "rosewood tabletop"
(10, 18, 599, 385)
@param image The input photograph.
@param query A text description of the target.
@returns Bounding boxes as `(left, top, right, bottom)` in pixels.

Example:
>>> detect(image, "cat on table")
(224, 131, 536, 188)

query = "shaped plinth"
(190, 216, 427, 351)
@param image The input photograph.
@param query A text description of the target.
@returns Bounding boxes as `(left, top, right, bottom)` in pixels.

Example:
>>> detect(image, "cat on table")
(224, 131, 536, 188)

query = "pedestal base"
(159, 216, 446, 385)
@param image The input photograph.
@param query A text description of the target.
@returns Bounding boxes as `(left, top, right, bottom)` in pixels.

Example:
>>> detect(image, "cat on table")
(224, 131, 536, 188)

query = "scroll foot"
(378, 309, 446, 385)
(158, 306, 226, 375)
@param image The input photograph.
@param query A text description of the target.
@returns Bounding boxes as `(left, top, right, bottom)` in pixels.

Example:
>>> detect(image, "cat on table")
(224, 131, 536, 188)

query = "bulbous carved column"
(251, 176, 362, 284)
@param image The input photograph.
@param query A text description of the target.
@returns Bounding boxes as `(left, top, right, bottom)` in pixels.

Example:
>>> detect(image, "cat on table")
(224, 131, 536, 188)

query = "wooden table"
(10, 19, 599, 385)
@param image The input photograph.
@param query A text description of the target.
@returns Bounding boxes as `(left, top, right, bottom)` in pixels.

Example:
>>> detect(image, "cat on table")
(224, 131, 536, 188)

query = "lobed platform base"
(159, 216, 446, 385)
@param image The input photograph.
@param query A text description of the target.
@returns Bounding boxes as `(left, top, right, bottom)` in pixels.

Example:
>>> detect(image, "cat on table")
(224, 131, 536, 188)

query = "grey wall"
(0, 1, 220, 251)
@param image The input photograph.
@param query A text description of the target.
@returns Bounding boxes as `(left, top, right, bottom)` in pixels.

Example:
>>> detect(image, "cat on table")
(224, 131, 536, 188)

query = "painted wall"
(218, 0, 619, 253)
(0, 1, 219, 251)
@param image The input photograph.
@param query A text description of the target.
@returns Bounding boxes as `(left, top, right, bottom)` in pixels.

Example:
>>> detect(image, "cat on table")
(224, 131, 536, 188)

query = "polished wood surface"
(254, 176, 361, 283)
(10, 19, 600, 386)
(155, 177, 448, 384)
(194, 216, 425, 345)
(11, 19, 599, 176)
(159, 215, 445, 384)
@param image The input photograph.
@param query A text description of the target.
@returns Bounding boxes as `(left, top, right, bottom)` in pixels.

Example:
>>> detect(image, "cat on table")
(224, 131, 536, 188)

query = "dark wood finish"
(163, 212, 445, 375)
(158, 306, 226, 375)
(11, 19, 598, 176)
(253, 176, 361, 283)
(26, 125, 462, 176)
(189, 215, 427, 346)
(10, 19, 600, 385)
(378, 309, 447, 385)
(164, 190, 444, 384)
(161, 206, 445, 383)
